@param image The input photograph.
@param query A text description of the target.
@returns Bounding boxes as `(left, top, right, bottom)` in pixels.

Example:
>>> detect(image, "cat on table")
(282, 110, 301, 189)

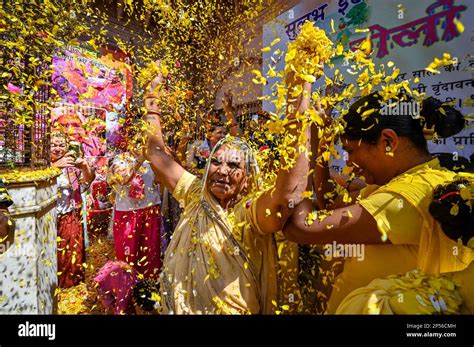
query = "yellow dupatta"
(160, 137, 278, 314)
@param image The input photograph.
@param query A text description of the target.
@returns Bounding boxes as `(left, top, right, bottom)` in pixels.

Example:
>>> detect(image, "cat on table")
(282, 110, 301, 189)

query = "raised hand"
(74, 157, 86, 168)
(325, 81, 348, 98)
(146, 60, 166, 93)
(52, 152, 75, 168)
(222, 90, 233, 108)
(75, 157, 95, 185)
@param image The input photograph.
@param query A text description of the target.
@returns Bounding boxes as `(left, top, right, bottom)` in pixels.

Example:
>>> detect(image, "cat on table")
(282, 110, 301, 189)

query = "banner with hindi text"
(263, 0, 473, 171)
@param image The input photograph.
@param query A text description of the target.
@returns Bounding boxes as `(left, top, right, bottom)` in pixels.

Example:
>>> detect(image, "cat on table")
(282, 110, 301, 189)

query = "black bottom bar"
(1, 314, 473, 346)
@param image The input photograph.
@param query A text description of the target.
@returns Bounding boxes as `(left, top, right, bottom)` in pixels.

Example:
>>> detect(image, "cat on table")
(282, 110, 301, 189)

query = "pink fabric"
(93, 261, 138, 315)
(62, 166, 82, 196)
(113, 205, 161, 279)
(57, 210, 85, 288)
(128, 173, 145, 199)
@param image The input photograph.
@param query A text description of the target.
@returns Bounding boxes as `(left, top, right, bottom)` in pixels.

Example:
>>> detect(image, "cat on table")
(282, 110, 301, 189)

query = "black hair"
(132, 279, 160, 312)
(432, 152, 471, 173)
(429, 178, 474, 246)
(342, 92, 465, 150)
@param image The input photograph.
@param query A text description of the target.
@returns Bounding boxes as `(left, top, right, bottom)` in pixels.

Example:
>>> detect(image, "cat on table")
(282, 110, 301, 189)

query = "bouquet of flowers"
(285, 21, 333, 83)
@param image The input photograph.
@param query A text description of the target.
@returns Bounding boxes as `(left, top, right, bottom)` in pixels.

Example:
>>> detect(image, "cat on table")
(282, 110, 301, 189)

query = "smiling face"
(50, 135, 67, 162)
(206, 144, 248, 208)
(342, 137, 389, 186)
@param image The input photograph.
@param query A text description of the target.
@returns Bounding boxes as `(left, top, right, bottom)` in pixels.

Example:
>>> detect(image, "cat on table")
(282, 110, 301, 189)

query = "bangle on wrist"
(145, 93, 160, 99)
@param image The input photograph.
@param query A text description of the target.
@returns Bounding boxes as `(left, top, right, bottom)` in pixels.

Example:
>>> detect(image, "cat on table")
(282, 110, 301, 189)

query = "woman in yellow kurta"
(141, 64, 317, 314)
(283, 92, 468, 313)
(336, 176, 474, 314)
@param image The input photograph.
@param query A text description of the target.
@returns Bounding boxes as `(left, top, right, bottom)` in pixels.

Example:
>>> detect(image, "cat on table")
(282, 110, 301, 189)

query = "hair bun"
(429, 179, 474, 245)
(420, 97, 465, 138)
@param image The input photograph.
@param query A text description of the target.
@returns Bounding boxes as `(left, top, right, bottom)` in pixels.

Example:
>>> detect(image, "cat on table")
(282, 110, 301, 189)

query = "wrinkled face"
(51, 136, 67, 162)
(208, 126, 226, 147)
(207, 144, 248, 205)
(342, 138, 388, 185)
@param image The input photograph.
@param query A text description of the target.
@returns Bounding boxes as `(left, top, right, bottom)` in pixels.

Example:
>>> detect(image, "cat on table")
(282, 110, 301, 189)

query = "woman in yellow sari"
(282, 92, 469, 313)
(336, 176, 474, 314)
(141, 67, 318, 314)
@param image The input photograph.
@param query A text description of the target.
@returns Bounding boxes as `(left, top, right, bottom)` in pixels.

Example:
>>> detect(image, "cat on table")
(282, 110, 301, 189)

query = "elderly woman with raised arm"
(140, 63, 320, 314)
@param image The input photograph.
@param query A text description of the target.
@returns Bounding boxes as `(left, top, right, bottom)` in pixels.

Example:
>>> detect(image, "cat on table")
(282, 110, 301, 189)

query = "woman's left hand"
(75, 157, 90, 170)
(76, 158, 95, 184)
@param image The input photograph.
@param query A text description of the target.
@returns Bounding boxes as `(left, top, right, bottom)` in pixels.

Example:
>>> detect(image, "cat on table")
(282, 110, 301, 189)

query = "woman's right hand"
(222, 90, 233, 108)
(144, 61, 168, 113)
(146, 60, 166, 93)
(52, 152, 75, 168)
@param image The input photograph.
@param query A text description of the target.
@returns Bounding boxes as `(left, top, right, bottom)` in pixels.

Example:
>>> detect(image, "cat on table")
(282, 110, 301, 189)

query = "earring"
(385, 146, 394, 157)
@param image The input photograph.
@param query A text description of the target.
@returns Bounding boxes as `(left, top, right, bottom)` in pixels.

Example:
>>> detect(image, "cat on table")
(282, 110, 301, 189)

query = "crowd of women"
(46, 50, 474, 315)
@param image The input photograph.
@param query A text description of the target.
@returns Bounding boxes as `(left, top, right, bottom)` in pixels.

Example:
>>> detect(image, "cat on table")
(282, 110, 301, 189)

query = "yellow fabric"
(326, 244, 418, 313)
(326, 158, 470, 314)
(335, 278, 398, 314)
(160, 171, 278, 314)
(334, 167, 474, 315)
(372, 161, 473, 273)
(336, 269, 466, 314)
(274, 232, 301, 313)
(359, 193, 422, 244)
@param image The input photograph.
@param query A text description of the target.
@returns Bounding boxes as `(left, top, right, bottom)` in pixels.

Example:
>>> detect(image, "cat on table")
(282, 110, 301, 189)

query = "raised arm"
(142, 67, 186, 192)
(107, 155, 143, 187)
(313, 82, 358, 210)
(253, 75, 314, 234)
(175, 130, 193, 167)
(283, 198, 385, 245)
(283, 85, 382, 245)
(76, 156, 95, 187)
(222, 91, 243, 137)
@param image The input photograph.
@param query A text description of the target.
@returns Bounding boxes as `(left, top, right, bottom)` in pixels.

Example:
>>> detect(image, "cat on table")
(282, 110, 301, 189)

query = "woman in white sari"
(141, 66, 320, 314)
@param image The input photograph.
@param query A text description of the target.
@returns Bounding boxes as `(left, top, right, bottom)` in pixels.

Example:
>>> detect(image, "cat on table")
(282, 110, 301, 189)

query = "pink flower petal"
(7, 82, 21, 94)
